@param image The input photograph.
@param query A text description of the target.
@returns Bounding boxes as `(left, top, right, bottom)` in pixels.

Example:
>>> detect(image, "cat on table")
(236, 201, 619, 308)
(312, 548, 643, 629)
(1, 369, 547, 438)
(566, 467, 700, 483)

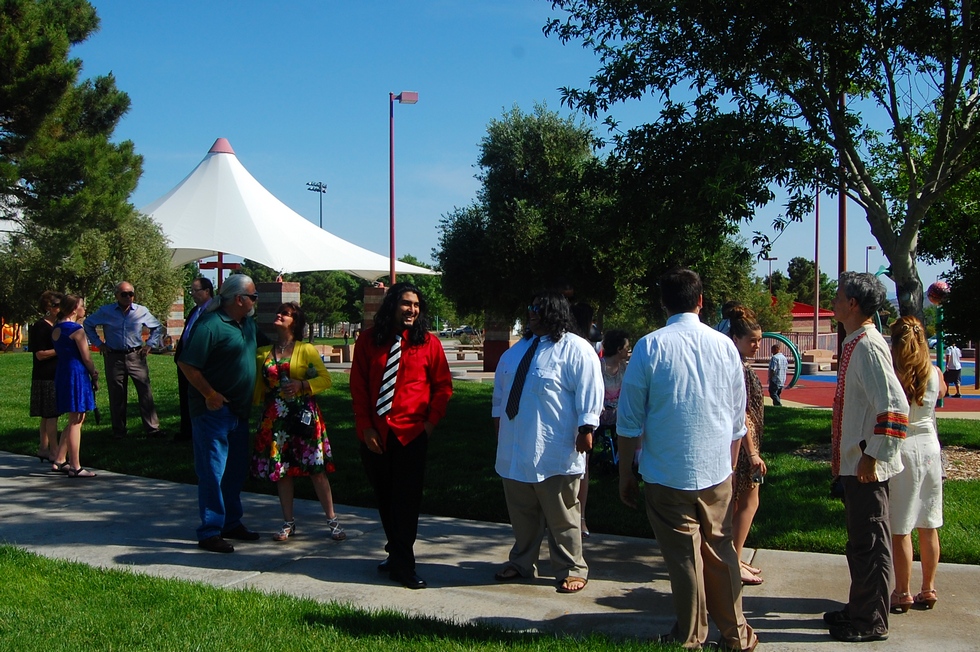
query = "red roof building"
(789, 301, 835, 333)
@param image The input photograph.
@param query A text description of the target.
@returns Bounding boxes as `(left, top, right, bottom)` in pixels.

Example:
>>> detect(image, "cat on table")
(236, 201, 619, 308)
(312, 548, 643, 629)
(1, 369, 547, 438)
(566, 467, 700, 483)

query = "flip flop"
(493, 566, 523, 582)
(557, 576, 588, 593)
(741, 560, 762, 575)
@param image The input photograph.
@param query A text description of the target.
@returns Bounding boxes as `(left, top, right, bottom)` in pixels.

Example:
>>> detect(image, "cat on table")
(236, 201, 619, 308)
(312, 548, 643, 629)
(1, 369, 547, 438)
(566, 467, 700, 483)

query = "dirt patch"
(792, 444, 980, 481)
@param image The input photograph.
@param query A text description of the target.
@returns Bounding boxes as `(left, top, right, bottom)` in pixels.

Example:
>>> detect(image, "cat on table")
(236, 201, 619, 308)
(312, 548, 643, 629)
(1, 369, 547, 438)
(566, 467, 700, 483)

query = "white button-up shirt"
(492, 332, 603, 483)
(618, 312, 747, 491)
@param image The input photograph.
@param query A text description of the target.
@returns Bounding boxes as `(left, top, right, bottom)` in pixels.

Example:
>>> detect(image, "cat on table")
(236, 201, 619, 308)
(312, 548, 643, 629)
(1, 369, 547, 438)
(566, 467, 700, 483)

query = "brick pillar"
(483, 313, 514, 372)
(256, 281, 301, 342)
(166, 292, 185, 351)
(362, 285, 386, 331)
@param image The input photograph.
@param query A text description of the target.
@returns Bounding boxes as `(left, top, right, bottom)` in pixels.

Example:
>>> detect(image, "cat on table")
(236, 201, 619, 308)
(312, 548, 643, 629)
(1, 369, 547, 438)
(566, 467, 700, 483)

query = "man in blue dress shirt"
(83, 281, 166, 439)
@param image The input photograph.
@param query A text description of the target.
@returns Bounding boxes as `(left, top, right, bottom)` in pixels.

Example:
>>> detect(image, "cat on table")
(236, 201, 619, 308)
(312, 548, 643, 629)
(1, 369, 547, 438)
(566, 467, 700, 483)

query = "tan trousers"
(501, 475, 588, 581)
(645, 480, 754, 650)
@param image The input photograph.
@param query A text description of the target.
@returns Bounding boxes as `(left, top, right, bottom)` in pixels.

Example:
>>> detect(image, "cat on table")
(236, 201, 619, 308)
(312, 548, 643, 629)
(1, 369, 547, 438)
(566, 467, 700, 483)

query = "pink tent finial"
(209, 138, 235, 154)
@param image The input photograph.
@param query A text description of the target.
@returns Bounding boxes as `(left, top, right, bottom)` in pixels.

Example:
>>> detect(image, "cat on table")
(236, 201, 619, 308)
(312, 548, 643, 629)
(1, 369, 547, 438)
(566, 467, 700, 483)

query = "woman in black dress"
(29, 291, 63, 462)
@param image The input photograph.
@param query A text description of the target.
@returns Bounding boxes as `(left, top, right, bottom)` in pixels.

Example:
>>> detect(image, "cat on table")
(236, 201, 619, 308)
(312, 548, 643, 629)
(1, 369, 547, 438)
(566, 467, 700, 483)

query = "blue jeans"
(192, 406, 250, 540)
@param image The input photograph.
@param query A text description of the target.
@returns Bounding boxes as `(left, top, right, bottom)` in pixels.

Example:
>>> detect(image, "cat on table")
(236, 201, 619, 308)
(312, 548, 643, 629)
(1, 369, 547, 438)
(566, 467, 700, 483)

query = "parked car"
(453, 325, 478, 337)
(928, 336, 938, 349)
(438, 326, 453, 337)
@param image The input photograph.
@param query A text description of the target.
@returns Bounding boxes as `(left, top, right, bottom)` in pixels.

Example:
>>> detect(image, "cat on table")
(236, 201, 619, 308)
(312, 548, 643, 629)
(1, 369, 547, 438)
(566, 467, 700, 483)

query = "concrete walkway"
(0, 451, 976, 651)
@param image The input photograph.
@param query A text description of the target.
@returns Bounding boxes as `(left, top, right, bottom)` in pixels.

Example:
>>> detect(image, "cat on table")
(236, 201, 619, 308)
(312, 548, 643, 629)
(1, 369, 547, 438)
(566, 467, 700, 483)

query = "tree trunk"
(890, 255, 925, 322)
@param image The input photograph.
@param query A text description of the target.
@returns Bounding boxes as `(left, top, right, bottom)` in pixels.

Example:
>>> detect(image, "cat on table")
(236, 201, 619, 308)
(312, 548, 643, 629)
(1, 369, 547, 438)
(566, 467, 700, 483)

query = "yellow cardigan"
(254, 341, 332, 405)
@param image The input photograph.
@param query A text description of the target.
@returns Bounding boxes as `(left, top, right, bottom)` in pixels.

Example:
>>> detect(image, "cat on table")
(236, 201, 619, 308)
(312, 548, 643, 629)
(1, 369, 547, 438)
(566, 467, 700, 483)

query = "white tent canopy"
(142, 138, 436, 282)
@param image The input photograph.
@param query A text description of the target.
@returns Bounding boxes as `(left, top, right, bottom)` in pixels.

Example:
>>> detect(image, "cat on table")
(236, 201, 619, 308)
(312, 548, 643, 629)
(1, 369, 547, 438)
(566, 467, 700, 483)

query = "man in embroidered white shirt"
(823, 272, 909, 643)
(617, 269, 756, 652)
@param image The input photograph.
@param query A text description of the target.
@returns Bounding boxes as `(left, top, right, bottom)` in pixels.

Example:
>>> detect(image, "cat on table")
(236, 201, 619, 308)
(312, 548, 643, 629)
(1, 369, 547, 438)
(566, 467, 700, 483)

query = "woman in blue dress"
(50, 295, 100, 478)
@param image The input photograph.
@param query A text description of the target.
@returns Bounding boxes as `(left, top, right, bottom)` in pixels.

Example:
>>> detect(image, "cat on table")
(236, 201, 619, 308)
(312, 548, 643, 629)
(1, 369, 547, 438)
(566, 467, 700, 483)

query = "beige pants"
(501, 475, 587, 581)
(645, 480, 754, 650)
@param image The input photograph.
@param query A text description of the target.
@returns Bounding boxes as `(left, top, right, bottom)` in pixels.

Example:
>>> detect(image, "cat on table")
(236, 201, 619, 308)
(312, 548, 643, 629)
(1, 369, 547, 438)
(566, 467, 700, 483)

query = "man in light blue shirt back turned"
(617, 268, 756, 651)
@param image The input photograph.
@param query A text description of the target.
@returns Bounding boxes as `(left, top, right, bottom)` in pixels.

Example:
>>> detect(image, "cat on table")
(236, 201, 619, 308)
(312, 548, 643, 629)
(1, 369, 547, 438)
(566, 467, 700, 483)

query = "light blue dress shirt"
(492, 332, 604, 483)
(617, 312, 747, 491)
(83, 301, 163, 349)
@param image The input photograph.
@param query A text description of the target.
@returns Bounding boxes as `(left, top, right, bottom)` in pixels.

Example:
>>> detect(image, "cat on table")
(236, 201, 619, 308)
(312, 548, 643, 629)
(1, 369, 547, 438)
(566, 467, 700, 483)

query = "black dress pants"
(842, 476, 892, 636)
(360, 431, 428, 573)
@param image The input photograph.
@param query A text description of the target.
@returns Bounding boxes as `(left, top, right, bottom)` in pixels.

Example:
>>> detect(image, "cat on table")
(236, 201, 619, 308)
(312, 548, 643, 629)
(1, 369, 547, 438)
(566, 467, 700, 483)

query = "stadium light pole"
(389, 90, 418, 285)
(306, 181, 327, 228)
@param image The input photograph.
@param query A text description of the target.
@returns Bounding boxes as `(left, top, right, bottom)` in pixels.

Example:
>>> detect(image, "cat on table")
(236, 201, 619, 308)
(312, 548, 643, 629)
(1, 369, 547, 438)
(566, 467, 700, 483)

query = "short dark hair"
(39, 290, 63, 313)
(372, 282, 430, 347)
(660, 268, 702, 314)
(602, 329, 629, 355)
(277, 302, 306, 340)
(194, 276, 214, 297)
(771, 344, 781, 354)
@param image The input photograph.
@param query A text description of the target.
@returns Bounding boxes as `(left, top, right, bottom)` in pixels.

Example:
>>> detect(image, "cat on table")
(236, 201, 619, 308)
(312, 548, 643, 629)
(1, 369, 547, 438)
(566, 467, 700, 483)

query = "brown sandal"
(890, 590, 913, 613)
(913, 589, 938, 609)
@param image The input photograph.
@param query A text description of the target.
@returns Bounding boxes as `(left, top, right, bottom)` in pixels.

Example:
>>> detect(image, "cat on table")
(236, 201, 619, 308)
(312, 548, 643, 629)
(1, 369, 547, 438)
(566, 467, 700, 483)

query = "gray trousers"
(104, 350, 160, 436)
(501, 474, 587, 581)
(842, 476, 892, 635)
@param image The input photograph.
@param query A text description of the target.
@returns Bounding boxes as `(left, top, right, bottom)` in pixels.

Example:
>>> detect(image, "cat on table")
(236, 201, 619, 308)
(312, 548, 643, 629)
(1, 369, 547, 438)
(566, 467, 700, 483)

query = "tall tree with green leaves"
(546, 0, 980, 319)
(0, 0, 176, 323)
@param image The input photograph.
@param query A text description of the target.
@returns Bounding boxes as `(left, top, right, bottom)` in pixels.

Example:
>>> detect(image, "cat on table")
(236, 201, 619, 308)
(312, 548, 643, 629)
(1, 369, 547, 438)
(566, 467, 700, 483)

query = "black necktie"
(505, 337, 539, 420)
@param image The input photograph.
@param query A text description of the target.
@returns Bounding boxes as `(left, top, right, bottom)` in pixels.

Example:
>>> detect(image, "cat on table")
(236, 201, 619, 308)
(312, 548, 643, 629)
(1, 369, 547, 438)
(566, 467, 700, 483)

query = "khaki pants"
(501, 475, 587, 581)
(645, 480, 754, 650)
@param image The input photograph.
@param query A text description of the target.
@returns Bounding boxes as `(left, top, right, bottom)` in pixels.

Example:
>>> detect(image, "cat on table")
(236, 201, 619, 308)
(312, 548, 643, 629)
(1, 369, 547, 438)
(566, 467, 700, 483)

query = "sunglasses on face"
(527, 304, 542, 313)
(240, 293, 259, 302)
(276, 310, 294, 317)
(118, 291, 135, 298)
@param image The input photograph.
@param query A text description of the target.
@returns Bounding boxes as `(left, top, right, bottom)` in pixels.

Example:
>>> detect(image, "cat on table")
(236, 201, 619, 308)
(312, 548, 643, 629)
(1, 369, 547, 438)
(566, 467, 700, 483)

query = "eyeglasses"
(276, 310, 294, 317)
(240, 293, 259, 302)
(527, 304, 542, 313)
(188, 286, 203, 292)
(118, 291, 135, 298)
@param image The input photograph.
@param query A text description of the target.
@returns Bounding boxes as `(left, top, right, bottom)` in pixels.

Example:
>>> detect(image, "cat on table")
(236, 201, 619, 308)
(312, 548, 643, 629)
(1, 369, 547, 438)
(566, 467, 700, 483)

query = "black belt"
(106, 346, 142, 354)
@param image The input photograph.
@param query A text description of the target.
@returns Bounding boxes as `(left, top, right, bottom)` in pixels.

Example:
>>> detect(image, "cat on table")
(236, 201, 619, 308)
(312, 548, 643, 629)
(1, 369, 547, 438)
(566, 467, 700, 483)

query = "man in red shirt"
(350, 282, 453, 589)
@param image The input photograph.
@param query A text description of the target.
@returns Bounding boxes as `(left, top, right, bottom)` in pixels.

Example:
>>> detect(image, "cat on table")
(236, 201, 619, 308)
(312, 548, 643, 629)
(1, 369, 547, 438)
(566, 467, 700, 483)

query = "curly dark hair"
(276, 302, 307, 341)
(372, 282, 430, 347)
(527, 290, 575, 342)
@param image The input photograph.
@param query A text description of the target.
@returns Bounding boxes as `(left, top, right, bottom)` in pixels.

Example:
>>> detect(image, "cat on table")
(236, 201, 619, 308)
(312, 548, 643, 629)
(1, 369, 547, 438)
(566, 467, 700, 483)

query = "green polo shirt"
(179, 308, 257, 419)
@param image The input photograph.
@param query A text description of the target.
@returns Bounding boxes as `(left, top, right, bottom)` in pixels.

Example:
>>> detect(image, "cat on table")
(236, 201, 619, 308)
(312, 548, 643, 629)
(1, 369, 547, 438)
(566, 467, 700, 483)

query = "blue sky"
(76, 1, 949, 289)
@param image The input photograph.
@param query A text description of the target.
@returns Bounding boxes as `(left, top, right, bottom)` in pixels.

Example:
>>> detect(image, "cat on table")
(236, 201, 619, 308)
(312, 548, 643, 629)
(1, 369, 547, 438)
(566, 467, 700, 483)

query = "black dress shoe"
(377, 558, 390, 572)
(390, 570, 427, 589)
(198, 535, 234, 553)
(823, 609, 850, 627)
(222, 524, 260, 541)
(828, 624, 887, 642)
(147, 429, 169, 439)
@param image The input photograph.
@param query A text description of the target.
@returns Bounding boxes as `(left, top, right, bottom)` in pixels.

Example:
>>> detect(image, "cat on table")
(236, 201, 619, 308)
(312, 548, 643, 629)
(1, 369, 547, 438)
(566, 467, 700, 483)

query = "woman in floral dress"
(252, 302, 345, 541)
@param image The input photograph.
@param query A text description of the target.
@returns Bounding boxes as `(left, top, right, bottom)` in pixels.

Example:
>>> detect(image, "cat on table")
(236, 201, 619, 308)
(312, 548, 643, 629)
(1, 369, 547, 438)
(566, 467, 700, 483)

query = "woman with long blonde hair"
(888, 316, 945, 613)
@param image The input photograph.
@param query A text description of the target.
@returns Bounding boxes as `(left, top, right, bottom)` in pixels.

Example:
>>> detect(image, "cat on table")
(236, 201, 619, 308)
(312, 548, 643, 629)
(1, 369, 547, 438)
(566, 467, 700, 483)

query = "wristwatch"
(577, 425, 594, 435)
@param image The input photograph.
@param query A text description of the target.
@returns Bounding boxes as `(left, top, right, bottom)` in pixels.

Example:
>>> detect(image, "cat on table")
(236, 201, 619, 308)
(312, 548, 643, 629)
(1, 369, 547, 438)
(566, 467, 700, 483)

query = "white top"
(832, 324, 909, 480)
(492, 332, 603, 483)
(946, 345, 962, 370)
(617, 312, 747, 491)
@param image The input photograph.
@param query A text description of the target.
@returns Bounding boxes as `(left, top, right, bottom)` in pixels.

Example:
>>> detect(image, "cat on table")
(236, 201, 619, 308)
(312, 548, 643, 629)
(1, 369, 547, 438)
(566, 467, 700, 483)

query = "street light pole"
(865, 245, 878, 273)
(306, 181, 327, 229)
(764, 256, 778, 295)
(389, 90, 419, 285)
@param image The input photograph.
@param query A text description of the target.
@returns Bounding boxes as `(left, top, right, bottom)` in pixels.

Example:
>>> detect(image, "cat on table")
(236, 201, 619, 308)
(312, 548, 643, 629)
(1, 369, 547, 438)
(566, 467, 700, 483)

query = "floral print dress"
(251, 353, 335, 481)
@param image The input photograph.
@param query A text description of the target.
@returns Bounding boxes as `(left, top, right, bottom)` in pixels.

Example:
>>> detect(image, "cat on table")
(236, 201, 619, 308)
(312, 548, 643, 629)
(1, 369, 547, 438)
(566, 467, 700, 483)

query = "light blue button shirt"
(83, 301, 163, 349)
(492, 332, 603, 483)
(617, 312, 746, 491)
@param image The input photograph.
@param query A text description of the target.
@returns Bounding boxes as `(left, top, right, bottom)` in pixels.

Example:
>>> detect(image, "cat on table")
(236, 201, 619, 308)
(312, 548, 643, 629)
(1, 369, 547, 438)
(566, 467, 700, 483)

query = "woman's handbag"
(272, 346, 315, 439)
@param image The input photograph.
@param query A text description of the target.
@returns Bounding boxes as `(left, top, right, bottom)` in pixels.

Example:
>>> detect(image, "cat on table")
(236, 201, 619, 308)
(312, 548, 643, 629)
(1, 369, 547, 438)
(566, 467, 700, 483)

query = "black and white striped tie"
(376, 335, 402, 416)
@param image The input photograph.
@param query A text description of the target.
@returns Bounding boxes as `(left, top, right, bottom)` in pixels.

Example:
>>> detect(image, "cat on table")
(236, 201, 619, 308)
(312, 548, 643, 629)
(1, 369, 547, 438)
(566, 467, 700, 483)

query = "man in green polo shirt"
(178, 274, 259, 553)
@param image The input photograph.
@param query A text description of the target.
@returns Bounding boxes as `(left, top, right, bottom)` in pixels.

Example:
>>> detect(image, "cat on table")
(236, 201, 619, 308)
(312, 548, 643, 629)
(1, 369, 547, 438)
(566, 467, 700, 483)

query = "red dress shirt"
(350, 327, 453, 446)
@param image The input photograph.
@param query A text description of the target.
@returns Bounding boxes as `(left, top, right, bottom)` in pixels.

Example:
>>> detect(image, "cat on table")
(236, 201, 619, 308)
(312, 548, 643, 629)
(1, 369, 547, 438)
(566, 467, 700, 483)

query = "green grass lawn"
(0, 546, 675, 652)
(1, 351, 978, 565)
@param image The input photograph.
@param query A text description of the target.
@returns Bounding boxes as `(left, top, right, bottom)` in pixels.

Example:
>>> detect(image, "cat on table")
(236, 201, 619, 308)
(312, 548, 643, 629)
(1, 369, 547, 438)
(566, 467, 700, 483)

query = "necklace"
(276, 339, 292, 354)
